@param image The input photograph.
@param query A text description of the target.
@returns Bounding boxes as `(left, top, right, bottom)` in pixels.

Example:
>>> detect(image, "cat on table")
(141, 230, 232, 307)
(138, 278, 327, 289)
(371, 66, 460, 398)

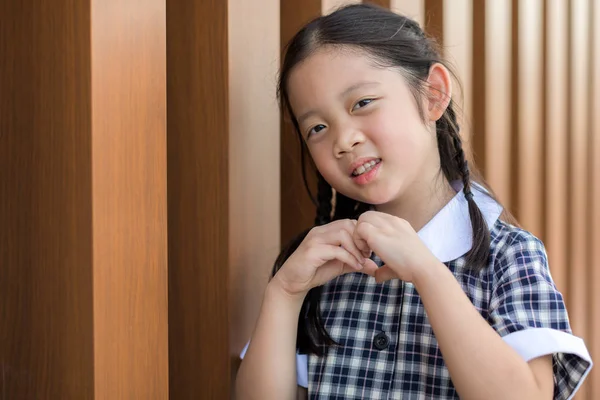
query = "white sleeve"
(240, 340, 309, 388)
(502, 328, 592, 400)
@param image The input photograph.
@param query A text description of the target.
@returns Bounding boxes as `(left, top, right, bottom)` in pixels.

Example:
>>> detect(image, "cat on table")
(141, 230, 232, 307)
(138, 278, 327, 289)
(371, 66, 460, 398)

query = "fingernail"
(356, 263, 363, 270)
(359, 258, 366, 264)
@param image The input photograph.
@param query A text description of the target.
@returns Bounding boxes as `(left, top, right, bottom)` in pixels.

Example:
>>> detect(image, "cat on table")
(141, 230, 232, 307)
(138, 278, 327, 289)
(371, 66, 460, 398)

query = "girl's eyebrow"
(338, 81, 380, 99)
(297, 81, 381, 125)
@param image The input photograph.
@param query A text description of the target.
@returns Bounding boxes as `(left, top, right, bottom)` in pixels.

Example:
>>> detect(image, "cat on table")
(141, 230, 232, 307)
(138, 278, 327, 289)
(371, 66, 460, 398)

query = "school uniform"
(240, 182, 592, 399)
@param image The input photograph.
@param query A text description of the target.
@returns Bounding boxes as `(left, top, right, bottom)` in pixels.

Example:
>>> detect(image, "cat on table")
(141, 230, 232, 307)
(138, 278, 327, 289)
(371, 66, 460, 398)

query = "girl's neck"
(374, 176, 456, 232)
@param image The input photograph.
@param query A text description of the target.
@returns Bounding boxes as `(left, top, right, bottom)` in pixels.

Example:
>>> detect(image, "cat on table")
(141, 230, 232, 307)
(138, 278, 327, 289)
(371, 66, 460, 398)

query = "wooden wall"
(1, 0, 168, 398)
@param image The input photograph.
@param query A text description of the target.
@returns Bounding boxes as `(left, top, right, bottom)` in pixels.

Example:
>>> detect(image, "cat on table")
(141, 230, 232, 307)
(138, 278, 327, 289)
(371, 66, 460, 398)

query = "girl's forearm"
(413, 262, 549, 400)
(235, 278, 305, 400)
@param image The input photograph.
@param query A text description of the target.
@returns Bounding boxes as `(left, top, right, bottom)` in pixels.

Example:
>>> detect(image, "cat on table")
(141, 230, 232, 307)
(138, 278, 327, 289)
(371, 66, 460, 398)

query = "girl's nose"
(334, 129, 365, 157)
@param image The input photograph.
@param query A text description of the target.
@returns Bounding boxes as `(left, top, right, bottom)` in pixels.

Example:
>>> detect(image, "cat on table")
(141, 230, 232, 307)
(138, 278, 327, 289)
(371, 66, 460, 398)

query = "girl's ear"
(425, 63, 452, 122)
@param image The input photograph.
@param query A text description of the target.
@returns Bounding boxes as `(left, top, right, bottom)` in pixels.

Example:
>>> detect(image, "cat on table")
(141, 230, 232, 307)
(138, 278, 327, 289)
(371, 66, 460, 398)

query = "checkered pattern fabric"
(306, 219, 590, 399)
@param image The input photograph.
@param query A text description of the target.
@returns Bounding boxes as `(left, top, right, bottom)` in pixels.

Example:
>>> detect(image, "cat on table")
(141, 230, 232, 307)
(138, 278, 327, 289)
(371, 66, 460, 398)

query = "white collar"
(416, 181, 503, 262)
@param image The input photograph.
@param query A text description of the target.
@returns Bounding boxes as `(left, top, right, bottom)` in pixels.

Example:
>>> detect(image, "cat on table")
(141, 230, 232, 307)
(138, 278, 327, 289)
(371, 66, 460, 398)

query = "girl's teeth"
(353, 160, 380, 176)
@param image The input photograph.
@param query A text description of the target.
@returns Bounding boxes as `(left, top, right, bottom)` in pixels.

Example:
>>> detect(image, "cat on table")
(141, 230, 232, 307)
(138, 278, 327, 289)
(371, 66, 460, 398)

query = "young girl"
(236, 4, 592, 399)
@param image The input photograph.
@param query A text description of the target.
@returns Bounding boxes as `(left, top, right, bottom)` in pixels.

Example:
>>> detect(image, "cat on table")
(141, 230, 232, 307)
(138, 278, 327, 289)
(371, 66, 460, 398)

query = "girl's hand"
(273, 219, 379, 298)
(353, 211, 440, 284)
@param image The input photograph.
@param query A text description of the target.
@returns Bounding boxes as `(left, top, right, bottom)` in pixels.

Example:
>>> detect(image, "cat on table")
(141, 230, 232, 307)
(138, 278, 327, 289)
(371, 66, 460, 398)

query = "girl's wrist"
(267, 276, 308, 310)
(412, 257, 448, 290)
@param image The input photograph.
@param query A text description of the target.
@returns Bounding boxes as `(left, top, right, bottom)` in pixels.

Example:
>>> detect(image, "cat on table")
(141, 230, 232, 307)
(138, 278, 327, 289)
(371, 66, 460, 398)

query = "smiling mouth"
(352, 159, 381, 176)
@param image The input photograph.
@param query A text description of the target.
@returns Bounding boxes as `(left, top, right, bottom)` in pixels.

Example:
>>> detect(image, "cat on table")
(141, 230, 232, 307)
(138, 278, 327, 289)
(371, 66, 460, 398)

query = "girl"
(236, 4, 592, 399)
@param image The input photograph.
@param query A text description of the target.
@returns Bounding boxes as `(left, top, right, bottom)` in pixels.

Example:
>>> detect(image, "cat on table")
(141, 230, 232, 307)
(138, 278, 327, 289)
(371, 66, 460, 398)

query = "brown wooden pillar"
(166, 0, 230, 398)
(0, 1, 168, 398)
(280, 0, 323, 246)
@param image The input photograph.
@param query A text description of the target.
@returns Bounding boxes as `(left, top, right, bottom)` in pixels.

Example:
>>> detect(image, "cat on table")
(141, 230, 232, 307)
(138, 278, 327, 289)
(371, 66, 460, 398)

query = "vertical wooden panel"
(390, 0, 424, 27)
(167, 0, 230, 398)
(0, 2, 95, 398)
(471, 1, 487, 178)
(484, 0, 512, 207)
(280, 1, 322, 246)
(589, 0, 600, 396)
(91, 1, 168, 398)
(545, 0, 569, 300)
(443, 0, 472, 157)
(567, 0, 590, 354)
(323, 0, 361, 14)
(424, 0, 443, 45)
(228, 0, 281, 383)
(515, 0, 543, 238)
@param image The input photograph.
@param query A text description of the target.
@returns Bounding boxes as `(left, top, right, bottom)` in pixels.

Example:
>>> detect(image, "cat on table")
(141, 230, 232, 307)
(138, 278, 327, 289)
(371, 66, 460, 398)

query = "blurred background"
(1, 0, 598, 398)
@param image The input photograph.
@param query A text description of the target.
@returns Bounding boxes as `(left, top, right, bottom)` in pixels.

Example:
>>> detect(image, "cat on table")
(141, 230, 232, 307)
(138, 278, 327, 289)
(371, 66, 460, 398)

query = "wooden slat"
(515, 0, 543, 238)
(323, 0, 361, 14)
(228, 0, 281, 382)
(471, 0, 487, 177)
(567, 0, 590, 352)
(509, 0, 520, 222)
(588, 0, 600, 396)
(389, 0, 424, 28)
(166, 0, 230, 398)
(443, 0, 472, 157)
(91, 0, 169, 397)
(424, 0, 443, 45)
(280, 0, 322, 246)
(0, 2, 95, 398)
(484, 0, 512, 208)
(544, 0, 569, 301)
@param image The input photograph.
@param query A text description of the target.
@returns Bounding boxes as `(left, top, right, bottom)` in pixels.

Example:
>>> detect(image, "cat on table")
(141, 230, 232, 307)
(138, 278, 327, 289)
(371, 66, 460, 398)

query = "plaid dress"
(240, 184, 592, 399)
(306, 219, 591, 399)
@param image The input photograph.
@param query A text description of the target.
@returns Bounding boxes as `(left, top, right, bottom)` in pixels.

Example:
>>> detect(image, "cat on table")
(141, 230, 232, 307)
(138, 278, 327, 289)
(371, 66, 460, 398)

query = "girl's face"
(287, 47, 445, 209)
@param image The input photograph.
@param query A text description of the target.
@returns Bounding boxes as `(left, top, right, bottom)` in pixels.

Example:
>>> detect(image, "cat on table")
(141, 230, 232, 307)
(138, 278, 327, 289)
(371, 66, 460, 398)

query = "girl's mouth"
(352, 158, 381, 176)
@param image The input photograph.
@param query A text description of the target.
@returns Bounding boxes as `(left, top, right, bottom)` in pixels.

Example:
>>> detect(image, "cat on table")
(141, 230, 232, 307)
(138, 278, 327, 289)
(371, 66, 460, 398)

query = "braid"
(332, 192, 357, 220)
(437, 101, 491, 271)
(315, 173, 333, 225)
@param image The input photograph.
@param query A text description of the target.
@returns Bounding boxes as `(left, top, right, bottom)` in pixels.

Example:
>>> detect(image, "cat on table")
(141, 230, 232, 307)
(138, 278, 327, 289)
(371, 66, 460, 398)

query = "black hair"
(271, 3, 492, 356)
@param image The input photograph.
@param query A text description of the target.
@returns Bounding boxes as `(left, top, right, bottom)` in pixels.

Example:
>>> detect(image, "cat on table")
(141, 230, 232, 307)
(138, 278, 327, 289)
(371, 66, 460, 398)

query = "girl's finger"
(353, 221, 375, 256)
(316, 227, 366, 265)
(357, 210, 387, 227)
(338, 229, 367, 265)
(318, 245, 364, 271)
(361, 258, 379, 276)
(374, 265, 397, 283)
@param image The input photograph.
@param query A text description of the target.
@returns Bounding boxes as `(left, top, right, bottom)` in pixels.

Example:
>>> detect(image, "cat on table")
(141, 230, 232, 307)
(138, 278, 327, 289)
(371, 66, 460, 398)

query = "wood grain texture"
(0, 1, 95, 398)
(424, 0, 443, 46)
(280, 0, 322, 246)
(228, 0, 281, 388)
(443, 0, 473, 158)
(567, 0, 590, 346)
(512, 0, 544, 239)
(322, 0, 361, 14)
(91, 0, 169, 398)
(167, 0, 230, 398)
(544, 0, 569, 302)
(589, 1, 600, 396)
(471, 0, 487, 178)
(484, 0, 512, 208)
(389, 0, 424, 27)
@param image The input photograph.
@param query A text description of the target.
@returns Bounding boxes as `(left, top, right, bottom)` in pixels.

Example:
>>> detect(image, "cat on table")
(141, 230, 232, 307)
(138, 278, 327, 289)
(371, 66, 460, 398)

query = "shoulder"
(489, 219, 545, 253)
(488, 219, 549, 275)
(485, 220, 560, 303)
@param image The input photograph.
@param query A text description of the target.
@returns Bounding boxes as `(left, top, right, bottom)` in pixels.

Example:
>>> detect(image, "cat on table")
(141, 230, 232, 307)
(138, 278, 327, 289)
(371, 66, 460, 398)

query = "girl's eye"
(307, 124, 326, 138)
(352, 98, 373, 111)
